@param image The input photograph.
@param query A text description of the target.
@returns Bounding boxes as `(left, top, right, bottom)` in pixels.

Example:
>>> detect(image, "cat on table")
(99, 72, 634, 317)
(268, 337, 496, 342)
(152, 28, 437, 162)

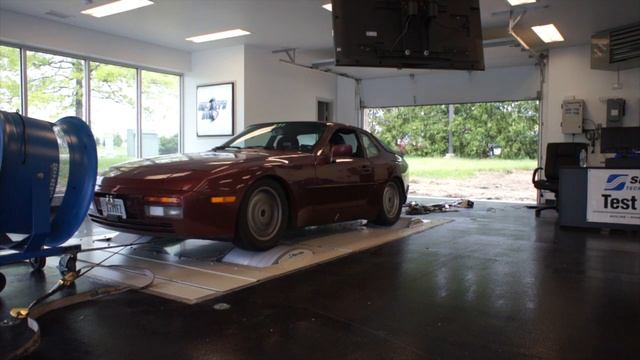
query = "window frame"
(24, 49, 87, 123)
(0, 41, 184, 156)
(0, 44, 23, 113)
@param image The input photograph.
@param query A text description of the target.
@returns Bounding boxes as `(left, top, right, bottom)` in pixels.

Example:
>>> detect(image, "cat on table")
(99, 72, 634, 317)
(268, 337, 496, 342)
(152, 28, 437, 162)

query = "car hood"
(98, 151, 269, 191)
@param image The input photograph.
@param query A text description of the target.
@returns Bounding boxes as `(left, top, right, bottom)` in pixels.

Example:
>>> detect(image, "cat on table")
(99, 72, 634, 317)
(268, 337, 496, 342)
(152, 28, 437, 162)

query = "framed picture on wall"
(196, 82, 234, 136)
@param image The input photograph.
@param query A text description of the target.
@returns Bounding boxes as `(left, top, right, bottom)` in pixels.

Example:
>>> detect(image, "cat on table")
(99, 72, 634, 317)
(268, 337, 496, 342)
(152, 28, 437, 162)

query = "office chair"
(532, 142, 588, 217)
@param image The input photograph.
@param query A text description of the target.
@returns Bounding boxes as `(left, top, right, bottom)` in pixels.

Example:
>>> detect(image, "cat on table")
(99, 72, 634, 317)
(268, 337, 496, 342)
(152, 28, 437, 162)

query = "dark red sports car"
(89, 122, 409, 250)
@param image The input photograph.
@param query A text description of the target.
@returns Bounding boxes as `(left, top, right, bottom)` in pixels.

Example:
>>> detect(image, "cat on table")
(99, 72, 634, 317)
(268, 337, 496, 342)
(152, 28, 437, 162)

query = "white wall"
(336, 76, 359, 126)
(183, 45, 245, 153)
(244, 46, 337, 127)
(541, 44, 640, 167)
(360, 65, 540, 108)
(0, 10, 190, 73)
(182, 45, 339, 153)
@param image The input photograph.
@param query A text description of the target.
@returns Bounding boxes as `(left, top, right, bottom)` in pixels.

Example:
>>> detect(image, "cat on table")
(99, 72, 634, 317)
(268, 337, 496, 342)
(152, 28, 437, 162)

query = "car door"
(358, 131, 390, 216)
(311, 128, 374, 223)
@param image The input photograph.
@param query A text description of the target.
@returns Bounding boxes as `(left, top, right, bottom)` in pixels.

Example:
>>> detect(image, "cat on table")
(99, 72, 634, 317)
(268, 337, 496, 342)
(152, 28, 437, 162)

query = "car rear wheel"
(234, 179, 288, 251)
(373, 180, 402, 226)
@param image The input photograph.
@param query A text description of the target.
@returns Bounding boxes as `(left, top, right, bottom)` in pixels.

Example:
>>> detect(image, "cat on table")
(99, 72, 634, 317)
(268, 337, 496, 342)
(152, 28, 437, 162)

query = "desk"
(559, 167, 640, 230)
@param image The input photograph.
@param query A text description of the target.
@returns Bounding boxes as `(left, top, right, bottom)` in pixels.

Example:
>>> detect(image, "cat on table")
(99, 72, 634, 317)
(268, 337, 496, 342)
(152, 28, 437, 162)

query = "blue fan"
(0, 111, 97, 293)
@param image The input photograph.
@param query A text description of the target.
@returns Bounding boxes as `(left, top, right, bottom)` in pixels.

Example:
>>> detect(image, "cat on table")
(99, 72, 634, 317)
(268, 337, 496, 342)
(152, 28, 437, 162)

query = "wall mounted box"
(606, 98, 626, 127)
(561, 100, 585, 134)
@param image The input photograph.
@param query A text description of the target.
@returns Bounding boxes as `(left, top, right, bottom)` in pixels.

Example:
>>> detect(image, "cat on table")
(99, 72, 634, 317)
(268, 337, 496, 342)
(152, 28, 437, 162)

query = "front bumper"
(89, 188, 239, 240)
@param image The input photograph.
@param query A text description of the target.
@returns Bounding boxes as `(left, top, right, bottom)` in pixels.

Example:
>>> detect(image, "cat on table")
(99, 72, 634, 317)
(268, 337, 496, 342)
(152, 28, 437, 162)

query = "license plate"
(99, 197, 127, 219)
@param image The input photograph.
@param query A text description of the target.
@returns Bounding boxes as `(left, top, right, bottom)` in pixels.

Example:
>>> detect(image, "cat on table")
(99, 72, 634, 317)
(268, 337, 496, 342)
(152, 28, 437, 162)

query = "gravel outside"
(408, 170, 537, 203)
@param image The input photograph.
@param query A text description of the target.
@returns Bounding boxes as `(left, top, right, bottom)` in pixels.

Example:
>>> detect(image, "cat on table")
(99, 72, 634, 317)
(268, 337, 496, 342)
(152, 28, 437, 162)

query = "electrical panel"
(561, 100, 584, 134)
(606, 98, 625, 127)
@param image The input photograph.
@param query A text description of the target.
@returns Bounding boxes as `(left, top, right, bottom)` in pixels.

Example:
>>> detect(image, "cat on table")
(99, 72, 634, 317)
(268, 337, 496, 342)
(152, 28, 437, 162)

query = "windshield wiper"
(213, 145, 241, 151)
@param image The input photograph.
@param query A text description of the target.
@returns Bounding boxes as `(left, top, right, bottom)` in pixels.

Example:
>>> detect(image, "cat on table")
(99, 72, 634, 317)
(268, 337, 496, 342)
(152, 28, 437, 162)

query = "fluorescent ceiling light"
(186, 29, 251, 43)
(531, 24, 565, 43)
(322, 3, 332, 11)
(82, 0, 154, 18)
(507, 0, 536, 5)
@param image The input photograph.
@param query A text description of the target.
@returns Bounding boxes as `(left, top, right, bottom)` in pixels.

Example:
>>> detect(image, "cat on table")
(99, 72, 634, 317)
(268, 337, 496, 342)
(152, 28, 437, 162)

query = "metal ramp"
(67, 218, 450, 304)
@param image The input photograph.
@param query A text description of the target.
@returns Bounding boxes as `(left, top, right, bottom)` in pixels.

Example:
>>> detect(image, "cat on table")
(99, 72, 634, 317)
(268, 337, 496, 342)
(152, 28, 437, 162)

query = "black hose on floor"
(5, 265, 154, 360)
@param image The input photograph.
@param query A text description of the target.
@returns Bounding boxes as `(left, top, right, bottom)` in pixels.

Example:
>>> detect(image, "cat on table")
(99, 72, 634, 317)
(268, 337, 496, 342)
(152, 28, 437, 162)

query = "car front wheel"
(234, 179, 288, 251)
(373, 180, 402, 226)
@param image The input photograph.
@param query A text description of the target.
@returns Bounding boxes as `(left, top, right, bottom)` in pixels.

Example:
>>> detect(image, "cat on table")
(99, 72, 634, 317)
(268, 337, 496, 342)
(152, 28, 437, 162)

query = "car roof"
(248, 121, 360, 131)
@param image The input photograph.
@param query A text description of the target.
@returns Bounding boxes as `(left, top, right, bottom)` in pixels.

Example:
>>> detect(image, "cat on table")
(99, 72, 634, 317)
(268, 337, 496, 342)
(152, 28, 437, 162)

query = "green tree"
(141, 70, 180, 151)
(26, 51, 84, 118)
(0, 46, 22, 112)
(141, 70, 178, 118)
(113, 133, 123, 147)
(159, 134, 179, 154)
(367, 101, 539, 159)
(90, 62, 136, 107)
(452, 101, 538, 158)
(368, 105, 449, 156)
(0, 45, 135, 120)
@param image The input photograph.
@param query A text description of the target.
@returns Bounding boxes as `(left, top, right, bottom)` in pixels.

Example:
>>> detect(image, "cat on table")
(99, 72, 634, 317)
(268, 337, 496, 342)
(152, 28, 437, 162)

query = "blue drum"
(0, 110, 97, 290)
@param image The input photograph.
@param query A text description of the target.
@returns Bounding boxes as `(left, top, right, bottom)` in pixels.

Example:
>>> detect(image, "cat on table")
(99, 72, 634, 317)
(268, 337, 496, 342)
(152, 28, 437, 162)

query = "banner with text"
(587, 169, 640, 225)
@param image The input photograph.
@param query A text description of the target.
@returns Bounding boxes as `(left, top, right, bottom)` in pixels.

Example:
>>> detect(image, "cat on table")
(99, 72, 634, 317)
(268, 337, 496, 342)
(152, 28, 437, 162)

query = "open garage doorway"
(364, 100, 540, 203)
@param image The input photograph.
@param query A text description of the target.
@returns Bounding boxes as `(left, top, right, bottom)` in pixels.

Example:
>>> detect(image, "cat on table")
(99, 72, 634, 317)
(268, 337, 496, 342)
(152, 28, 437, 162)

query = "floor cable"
(5, 237, 155, 359)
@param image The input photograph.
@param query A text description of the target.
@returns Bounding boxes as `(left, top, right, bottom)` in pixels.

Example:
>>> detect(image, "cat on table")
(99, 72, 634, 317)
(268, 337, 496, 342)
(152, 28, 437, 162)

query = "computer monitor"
(600, 126, 640, 154)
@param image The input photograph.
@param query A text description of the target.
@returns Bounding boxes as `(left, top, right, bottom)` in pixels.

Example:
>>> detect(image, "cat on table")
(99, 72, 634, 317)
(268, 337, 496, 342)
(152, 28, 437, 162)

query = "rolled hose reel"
(0, 110, 97, 249)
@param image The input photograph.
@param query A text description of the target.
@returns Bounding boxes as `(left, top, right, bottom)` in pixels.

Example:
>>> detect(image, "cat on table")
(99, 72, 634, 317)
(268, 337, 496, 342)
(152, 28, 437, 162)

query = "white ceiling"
(0, 0, 336, 51)
(0, 0, 638, 78)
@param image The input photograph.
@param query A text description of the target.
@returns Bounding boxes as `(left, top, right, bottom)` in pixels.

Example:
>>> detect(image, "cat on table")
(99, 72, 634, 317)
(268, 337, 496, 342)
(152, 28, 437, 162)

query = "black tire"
(234, 179, 289, 251)
(29, 257, 46, 271)
(373, 180, 403, 226)
(0, 272, 6, 293)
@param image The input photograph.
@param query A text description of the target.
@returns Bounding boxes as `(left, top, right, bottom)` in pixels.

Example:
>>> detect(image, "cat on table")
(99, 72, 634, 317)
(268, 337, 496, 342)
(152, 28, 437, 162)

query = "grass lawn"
(405, 156, 537, 179)
(96, 145, 134, 172)
(98, 155, 132, 172)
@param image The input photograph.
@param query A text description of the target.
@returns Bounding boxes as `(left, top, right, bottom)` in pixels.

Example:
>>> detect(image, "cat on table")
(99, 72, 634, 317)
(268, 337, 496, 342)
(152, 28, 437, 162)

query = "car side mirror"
(331, 144, 353, 162)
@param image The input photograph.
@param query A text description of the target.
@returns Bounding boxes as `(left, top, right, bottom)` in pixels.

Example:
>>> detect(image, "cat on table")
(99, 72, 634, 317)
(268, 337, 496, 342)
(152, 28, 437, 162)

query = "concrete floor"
(1, 200, 639, 359)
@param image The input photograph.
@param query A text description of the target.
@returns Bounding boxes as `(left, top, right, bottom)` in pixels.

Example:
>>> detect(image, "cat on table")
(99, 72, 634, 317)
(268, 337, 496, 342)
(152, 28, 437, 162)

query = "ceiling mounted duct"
(592, 22, 640, 71)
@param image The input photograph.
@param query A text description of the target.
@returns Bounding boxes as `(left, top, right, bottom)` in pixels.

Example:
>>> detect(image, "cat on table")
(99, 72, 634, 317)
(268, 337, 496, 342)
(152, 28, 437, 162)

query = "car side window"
(330, 129, 363, 158)
(360, 133, 380, 158)
(297, 133, 319, 151)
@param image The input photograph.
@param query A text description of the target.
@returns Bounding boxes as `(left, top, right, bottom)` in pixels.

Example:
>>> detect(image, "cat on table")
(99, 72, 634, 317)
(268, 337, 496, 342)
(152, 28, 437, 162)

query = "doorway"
(363, 100, 540, 202)
(317, 100, 333, 122)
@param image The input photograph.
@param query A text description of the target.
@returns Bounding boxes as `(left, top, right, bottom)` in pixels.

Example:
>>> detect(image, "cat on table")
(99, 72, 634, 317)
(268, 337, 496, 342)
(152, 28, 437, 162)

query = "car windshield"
(216, 122, 326, 152)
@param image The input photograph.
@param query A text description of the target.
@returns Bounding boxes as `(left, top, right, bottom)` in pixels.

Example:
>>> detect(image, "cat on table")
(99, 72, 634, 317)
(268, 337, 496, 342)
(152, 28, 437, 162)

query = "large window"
(27, 51, 84, 121)
(141, 70, 180, 157)
(0, 45, 21, 112)
(90, 63, 137, 170)
(0, 43, 182, 172)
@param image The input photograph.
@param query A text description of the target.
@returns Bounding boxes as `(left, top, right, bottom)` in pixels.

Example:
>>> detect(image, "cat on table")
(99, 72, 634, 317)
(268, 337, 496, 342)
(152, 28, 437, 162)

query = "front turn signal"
(210, 196, 237, 204)
(144, 196, 181, 204)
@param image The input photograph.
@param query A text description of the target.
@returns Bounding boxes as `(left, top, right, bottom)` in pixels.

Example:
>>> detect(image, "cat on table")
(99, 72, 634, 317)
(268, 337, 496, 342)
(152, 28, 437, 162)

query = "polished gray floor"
(1, 200, 639, 359)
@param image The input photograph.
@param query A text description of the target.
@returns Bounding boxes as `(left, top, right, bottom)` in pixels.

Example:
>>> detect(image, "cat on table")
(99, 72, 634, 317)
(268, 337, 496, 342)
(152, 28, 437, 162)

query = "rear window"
(360, 133, 380, 157)
(370, 133, 397, 154)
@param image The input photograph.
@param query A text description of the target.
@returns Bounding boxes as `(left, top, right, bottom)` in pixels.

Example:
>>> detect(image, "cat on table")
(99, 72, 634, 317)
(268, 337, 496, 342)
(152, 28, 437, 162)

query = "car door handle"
(360, 165, 372, 174)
